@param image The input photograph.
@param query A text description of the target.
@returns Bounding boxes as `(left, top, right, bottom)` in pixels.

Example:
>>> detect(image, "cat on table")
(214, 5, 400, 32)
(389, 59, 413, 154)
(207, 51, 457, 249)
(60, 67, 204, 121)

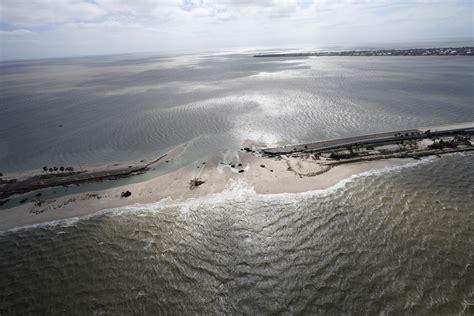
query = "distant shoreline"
(254, 47, 473, 57)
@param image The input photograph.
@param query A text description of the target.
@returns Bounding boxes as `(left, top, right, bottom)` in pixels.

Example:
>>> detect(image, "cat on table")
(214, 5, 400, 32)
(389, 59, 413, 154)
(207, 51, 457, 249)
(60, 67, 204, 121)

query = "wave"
(0, 217, 81, 236)
(0, 155, 439, 235)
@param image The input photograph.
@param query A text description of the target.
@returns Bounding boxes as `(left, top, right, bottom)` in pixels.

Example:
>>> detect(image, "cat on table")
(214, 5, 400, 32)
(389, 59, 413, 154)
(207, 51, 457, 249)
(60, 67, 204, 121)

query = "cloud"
(0, 29, 34, 36)
(0, 0, 105, 26)
(95, 0, 181, 17)
(0, 0, 472, 60)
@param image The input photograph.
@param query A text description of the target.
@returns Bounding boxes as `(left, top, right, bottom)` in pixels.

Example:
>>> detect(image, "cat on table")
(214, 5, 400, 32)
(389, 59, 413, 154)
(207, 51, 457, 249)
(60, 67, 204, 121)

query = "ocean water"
(1, 52, 474, 314)
(1, 153, 473, 314)
(0, 53, 473, 172)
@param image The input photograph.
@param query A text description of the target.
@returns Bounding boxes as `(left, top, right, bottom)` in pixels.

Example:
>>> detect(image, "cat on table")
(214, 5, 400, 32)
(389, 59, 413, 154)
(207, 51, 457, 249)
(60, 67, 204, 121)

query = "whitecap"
(0, 154, 439, 234)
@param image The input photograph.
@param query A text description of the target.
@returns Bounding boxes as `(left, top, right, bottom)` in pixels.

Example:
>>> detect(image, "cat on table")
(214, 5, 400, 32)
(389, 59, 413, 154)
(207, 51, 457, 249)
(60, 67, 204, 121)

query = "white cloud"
(0, 29, 34, 36)
(0, 0, 105, 26)
(0, 0, 472, 60)
(95, 0, 181, 17)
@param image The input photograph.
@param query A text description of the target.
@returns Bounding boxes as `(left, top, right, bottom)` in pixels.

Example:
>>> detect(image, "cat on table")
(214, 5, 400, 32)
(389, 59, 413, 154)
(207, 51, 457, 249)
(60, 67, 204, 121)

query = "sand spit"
(1, 123, 473, 231)
(0, 151, 421, 231)
(0, 143, 188, 200)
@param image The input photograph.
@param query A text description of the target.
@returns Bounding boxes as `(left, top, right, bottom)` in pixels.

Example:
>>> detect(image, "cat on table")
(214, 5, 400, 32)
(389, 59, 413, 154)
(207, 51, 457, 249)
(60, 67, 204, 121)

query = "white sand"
(0, 152, 413, 231)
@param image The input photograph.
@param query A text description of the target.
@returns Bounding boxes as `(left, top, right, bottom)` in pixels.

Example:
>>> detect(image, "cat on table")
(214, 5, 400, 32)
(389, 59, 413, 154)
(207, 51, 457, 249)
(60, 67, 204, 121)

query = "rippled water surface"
(1, 154, 473, 314)
(1, 52, 473, 314)
(1, 53, 473, 171)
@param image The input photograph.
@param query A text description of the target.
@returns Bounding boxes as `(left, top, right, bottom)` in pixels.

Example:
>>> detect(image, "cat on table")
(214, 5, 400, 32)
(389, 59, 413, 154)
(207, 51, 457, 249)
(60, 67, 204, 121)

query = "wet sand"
(0, 143, 189, 200)
(0, 152, 413, 231)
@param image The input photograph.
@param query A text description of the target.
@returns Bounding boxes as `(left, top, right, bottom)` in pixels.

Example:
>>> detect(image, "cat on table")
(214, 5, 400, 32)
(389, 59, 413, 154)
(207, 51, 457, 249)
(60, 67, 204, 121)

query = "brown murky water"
(1, 153, 473, 314)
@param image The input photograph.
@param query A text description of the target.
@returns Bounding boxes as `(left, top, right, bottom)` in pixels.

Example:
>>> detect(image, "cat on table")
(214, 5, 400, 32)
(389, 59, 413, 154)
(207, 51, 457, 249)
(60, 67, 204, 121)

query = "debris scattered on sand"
(189, 177, 205, 189)
(121, 190, 132, 198)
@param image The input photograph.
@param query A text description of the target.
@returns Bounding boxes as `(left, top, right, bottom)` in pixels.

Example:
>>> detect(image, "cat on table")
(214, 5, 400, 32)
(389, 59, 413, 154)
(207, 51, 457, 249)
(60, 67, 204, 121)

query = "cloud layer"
(1, 0, 472, 60)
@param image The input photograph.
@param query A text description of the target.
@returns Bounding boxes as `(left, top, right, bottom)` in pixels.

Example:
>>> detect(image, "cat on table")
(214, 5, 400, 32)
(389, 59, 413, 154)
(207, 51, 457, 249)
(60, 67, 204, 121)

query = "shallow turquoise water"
(1, 52, 473, 314)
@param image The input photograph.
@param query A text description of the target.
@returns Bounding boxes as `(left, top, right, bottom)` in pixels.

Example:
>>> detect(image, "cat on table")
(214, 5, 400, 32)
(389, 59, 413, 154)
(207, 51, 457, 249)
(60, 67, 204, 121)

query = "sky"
(0, 0, 473, 60)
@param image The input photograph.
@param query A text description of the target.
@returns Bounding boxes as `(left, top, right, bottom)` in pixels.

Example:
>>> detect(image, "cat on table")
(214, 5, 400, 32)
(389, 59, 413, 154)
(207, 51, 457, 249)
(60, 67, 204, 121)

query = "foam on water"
(0, 154, 440, 235)
(1, 51, 473, 314)
(0, 217, 82, 236)
(1, 152, 472, 314)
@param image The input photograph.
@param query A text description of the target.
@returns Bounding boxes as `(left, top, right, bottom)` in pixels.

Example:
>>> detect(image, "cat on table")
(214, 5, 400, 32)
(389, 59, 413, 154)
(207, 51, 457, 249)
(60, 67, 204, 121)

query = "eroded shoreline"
(1, 122, 473, 231)
(0, 154, 415, 232)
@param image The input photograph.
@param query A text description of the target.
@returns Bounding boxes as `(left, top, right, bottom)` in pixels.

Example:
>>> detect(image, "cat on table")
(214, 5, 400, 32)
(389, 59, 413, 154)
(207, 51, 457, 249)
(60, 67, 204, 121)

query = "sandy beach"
(2, 121, 473, 232)
(0, 150, 415, 231)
